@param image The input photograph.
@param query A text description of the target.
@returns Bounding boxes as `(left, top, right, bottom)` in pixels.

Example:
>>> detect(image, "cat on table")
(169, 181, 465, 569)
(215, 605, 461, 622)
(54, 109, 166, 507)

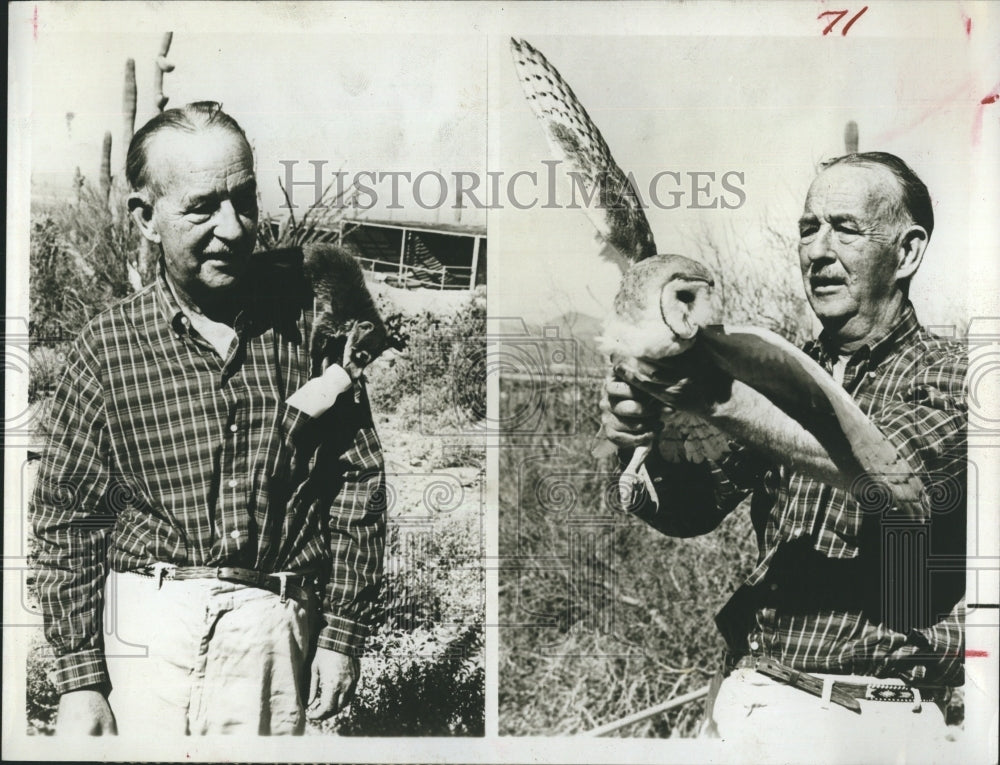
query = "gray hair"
(820, 151, 934, 240)
(125, 101, 250, 196)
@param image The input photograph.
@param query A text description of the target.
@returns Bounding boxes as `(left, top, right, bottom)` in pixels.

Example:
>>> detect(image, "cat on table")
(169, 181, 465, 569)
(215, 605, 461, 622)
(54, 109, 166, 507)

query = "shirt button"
(229, 424, 239, 433)
(227, 479, 238, 488)
(750, 640, 760, 651)
(769, 583, 779, 591)
(230, 530, 241, 540)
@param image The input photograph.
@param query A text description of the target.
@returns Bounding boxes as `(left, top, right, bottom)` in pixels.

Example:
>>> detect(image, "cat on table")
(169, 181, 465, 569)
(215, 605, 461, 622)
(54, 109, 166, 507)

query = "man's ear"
(127, 192, 160, 244)
(895, 224, 927, 283)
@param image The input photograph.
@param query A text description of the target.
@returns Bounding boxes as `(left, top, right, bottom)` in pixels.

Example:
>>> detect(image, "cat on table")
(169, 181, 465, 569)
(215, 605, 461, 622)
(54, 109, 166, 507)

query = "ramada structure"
(337, 217, 487, 291)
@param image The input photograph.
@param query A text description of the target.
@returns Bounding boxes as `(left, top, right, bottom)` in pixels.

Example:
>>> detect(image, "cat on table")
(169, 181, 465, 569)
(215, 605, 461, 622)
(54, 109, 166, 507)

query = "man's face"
(142, 127, 259, 305)
(798, 163, 905, 330)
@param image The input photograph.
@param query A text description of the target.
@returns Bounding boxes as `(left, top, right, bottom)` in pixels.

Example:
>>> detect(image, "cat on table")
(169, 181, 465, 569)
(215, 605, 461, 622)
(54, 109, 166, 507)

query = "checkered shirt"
(30, 269, 386, 694)
(635, 303, 966, 686)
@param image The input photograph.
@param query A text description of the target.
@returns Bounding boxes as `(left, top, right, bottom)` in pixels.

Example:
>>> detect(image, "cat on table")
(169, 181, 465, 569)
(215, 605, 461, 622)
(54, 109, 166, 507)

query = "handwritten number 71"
(818, 7, 869, 36)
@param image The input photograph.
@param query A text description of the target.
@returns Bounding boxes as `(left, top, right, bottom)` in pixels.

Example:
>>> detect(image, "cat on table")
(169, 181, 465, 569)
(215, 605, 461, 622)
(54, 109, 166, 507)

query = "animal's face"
(798, 163, 919, 334)
(601, 254, 715, 360)
(132, 128, 259, 305)
(658, 274, 715, 342)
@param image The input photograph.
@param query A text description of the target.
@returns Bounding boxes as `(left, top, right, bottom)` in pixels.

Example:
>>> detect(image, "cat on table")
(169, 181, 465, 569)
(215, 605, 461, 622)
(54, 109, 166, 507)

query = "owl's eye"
(676, 290, 696, 304)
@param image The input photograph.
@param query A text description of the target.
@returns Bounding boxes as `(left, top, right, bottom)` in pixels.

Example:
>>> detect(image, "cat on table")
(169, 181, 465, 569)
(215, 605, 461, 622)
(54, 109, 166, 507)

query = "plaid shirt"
(30, 268, 386, 694)
(636, 303, 966, 685)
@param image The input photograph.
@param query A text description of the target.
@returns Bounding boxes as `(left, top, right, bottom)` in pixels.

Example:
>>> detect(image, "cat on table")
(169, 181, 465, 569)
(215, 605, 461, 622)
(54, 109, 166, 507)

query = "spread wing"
(699, 325, 925, 520)
(510, 38, 657, 268)
(656, 411, 731, 463)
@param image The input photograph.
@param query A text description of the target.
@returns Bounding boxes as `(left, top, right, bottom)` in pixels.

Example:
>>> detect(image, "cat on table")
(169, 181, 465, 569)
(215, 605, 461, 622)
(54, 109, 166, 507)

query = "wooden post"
(440, 266, 447, 290)
(469, 235, 481, 290)
(398, 229, 407, 279)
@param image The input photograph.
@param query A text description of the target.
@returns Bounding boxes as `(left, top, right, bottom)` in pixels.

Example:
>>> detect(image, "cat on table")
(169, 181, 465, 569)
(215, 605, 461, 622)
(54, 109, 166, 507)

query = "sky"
(13, 4, 998, 334)
(492, 29, 999, 329)
(20, 13, 486, 227)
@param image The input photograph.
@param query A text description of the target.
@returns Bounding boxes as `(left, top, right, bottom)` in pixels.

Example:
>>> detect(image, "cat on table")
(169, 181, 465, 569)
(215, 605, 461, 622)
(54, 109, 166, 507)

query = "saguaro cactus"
(123, 58, 137, 150)
(154, 32, 175, 111)
(844, 120, 859, 153)
(100, 131, 113, 203)
(99, 33, 177, 289)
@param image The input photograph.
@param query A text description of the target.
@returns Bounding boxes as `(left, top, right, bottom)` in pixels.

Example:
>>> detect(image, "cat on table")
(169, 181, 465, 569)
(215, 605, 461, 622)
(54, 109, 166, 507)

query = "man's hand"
(57, 689, 117, 735)
(306, 648, 360, 721)
(600, 378, 662, 450)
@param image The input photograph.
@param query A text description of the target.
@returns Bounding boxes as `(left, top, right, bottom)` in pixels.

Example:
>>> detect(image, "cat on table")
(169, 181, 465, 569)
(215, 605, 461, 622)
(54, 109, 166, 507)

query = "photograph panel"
(494, 25, 997, 757)
(7, 4, 486, 751)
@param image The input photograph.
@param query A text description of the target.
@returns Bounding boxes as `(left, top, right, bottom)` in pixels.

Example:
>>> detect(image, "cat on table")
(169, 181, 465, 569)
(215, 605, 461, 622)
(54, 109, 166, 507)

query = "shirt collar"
(805, 301, 920, 371)
(154, 262, 255, 339)
(152, 262, 191, 337)
(152, 253, 307, 343)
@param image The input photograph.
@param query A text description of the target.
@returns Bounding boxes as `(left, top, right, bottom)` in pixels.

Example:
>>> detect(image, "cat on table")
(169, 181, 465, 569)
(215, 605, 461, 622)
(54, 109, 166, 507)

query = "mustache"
(202, 246, 241, 260)
(808, 270, 847, 285)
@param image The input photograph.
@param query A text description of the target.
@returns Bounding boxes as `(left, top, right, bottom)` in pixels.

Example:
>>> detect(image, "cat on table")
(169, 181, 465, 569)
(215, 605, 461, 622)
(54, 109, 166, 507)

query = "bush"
(30, 186, 138, 341)
(319, 621, 484, 737)
(366, 290, 486, 425)
(313, 505, 485, 736)
(26, 633, 58, 736)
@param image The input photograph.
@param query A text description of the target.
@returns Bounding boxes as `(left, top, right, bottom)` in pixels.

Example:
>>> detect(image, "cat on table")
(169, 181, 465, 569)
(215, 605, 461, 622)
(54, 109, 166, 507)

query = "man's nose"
(801, 224, 833, 263)
(213, 200, 247, 241)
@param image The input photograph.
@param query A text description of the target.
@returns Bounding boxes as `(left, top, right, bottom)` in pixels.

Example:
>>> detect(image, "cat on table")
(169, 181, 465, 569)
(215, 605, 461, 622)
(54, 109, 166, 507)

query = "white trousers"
(103, 570, 318, 736)
(701, 668, 962, 762)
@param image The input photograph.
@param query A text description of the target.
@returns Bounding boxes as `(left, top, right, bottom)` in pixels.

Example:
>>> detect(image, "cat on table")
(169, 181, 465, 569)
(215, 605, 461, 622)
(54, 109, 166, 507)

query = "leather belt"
(728, 655, 949, 714)
(129, 564, 316, 604)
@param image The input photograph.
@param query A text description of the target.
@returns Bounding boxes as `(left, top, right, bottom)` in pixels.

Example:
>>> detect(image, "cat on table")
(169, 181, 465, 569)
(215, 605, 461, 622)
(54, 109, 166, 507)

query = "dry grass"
(499, 378, 756, 737)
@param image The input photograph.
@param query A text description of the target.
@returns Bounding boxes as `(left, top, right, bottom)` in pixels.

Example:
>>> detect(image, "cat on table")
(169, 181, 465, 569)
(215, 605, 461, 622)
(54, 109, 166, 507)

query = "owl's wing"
(699, 325, 925, 520)
(510, 38, 657, 268)
(657, 411, 731, 464)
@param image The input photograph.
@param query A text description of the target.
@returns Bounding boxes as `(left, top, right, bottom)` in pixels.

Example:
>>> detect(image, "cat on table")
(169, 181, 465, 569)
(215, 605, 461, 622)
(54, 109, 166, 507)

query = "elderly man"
(30, 102, 386, 735)
(602, 152, 966, 745)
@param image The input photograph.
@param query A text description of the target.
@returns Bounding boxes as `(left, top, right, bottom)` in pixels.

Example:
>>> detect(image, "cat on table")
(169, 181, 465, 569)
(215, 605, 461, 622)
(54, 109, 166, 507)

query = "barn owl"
(509, 38, 925, 516)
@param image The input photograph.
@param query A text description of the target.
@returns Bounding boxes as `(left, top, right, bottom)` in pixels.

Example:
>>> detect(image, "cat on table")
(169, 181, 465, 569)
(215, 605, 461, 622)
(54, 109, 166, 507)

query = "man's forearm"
(706, 380, 853, 491)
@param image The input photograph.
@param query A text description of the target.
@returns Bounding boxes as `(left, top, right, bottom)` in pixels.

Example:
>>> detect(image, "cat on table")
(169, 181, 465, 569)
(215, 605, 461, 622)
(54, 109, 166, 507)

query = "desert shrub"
(380, 510, 483, 631)
(367, 290, 486, 425)
(26, 633, 58, 736)
(30, 186, 138, 340)
(27, 346, 67, 404)
(318, 620, 484, 737)
(312, 507, 485, 737)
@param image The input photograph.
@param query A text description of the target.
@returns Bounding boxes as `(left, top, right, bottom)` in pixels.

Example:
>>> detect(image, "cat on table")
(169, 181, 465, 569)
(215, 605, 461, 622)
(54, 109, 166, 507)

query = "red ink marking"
(818, 9, 849, 35)
(974, 84, 1000, 146)
(966, 649, 989, 657)
(32, 5, 38, 41)
(841, 6, 868, 35)
(964, 16, 972, 36)
(818, 7, 867, 36)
